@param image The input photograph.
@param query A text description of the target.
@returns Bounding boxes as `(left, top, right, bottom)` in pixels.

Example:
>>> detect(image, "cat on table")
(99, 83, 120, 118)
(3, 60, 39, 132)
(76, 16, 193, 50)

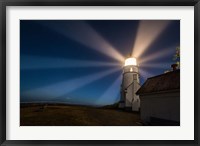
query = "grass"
(20, 103, 142, 126)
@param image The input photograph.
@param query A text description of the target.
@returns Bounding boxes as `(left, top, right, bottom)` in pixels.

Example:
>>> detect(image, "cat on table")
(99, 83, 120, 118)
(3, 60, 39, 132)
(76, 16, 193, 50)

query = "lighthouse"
(119, 57, 141, 111)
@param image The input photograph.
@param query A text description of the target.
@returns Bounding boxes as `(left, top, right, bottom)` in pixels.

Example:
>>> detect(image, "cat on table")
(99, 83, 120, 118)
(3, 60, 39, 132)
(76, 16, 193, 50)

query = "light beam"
(140, 62, 172, 69)
(40, 21, 124, 63)
(21, 67, 121, 100)
(95, 74, 121, 106)
(138, 47, 175, 64)
(21, 55, 121, 70)
(132, 20, 170, 58)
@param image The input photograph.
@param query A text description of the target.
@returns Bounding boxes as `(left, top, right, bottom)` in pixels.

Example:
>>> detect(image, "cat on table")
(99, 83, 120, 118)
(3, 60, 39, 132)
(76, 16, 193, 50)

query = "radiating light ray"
(95, 74, 121, 106)
(132, 20, 170, 58)
(21, 67, 121, 99)
(140, 62, 172, 69)
(40, 21, 124, 62)
(139, 69, 154, 80)
(138, 47, 175, 64)
(21, 55, 121, 70)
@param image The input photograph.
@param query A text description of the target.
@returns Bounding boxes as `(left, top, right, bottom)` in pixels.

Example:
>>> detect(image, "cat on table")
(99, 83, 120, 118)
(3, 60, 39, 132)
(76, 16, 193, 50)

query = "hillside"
(20, 103, 141, 126)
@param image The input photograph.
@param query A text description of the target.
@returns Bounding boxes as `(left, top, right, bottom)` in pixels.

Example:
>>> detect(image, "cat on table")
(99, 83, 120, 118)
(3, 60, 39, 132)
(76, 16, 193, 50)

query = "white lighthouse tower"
(119, 57, 141, 111)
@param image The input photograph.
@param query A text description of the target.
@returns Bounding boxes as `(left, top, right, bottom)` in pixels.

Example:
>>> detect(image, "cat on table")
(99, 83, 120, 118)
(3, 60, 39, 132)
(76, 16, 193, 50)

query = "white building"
(136, 69, 180, 125)
(119, 57, 141, 111)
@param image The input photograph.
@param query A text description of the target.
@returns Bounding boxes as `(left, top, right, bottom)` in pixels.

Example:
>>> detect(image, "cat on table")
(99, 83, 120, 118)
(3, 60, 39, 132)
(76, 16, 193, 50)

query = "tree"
(164, 46, 180, 73)
(173, 47, 180, 69)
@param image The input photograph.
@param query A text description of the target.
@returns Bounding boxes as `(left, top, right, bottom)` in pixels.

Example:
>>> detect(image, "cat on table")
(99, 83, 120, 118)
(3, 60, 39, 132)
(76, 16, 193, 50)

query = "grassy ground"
(20, 104, 141, 126)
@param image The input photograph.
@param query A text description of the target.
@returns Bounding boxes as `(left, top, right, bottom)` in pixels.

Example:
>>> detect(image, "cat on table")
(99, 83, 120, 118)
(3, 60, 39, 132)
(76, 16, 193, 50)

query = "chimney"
(171, 63, 178, 71)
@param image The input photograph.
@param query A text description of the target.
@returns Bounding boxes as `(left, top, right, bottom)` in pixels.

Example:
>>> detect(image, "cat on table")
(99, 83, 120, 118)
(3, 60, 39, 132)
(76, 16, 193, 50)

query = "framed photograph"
(0, 0, 199, 145)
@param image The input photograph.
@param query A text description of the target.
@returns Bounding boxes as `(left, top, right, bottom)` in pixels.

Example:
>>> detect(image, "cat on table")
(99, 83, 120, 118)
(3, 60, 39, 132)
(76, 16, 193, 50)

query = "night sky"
(20, 20, 180, 106)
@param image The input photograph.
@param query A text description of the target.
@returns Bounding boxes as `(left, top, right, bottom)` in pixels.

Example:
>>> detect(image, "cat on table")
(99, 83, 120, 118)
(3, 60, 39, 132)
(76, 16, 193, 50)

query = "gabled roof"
(136, 70, 180, 95)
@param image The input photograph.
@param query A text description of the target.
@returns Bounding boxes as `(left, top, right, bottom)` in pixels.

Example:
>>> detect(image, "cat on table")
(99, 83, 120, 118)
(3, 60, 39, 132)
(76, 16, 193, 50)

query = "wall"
(140, 91, 180, 122)
(120, 65, 140, 110)
(132, 82, 141, 111)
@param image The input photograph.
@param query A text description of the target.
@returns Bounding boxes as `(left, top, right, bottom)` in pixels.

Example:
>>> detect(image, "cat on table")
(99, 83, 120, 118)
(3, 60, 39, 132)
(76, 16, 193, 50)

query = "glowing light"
(139, 47, 175, 64)
(125, 57, 137, 66)
(95, 75, 121, 106)
(130, 68, 133, 72)
(21, 55, 121, 70)
(132, 20, 170, 58)
(41, 21, 124, 63)
(21, 67, 121, 99)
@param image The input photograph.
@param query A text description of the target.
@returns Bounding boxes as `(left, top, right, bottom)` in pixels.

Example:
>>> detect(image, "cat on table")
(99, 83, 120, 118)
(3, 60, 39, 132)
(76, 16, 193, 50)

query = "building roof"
(136, 70, 180, 95)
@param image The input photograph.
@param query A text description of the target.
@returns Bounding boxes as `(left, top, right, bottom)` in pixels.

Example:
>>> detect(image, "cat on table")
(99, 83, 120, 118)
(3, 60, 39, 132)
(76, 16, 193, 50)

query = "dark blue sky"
(20, 20, 180, 106)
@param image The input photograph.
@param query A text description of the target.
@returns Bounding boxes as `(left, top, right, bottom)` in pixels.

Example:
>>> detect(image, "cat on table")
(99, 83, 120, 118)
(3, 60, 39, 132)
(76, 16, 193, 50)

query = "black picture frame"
(0, 0, 199, 145)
